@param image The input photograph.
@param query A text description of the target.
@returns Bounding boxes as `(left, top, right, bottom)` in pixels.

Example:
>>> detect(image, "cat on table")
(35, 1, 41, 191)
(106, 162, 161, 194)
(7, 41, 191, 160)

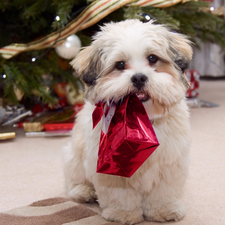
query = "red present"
(92, 94, 159, 178)
(185, 70, 200, 98)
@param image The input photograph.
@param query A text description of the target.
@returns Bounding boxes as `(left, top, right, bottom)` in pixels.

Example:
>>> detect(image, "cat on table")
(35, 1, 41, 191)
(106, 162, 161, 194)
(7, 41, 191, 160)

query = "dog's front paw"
(68, 184, 97, 203)
(102, 207, 144, 225)
(144, 200, 186, 222)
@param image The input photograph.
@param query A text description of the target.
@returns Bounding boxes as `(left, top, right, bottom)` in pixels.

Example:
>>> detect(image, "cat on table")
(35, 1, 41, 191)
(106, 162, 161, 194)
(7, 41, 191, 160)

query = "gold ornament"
(14, 86, 24, 101)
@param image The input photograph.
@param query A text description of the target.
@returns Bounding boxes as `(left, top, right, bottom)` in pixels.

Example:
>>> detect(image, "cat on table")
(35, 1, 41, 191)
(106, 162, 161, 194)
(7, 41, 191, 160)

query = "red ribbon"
(92, 102, 104, 129)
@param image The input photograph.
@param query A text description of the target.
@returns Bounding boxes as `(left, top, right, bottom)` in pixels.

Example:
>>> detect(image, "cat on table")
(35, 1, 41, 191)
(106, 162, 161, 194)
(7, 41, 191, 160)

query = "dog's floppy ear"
(70, 45, 102, 86)
(168, 32, 193, 73)
(168, 32, 193, 89)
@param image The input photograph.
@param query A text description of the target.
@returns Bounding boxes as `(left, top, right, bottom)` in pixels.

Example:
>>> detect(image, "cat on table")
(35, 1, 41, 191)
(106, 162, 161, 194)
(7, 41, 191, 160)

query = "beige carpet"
(0, 79, 225, 225)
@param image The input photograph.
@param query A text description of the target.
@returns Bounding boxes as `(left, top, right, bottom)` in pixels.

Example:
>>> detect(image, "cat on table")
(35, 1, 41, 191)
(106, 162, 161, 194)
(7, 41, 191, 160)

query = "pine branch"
(51, 0, 88, 29)
(141, 7, 180, 30)
(124, 5, 143, 20)
(22, 0, 50, 19)
(165, 2, 225, 50)
(1, 50, 67, 105)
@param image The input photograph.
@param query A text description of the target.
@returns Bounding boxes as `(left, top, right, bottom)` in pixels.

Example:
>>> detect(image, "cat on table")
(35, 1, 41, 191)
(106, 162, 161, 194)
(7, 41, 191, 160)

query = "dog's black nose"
(131, 74, 148, 89)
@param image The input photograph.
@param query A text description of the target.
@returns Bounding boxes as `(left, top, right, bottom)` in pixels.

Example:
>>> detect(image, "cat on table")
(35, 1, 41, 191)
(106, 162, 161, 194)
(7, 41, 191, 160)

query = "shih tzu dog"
(62, 19, 192, 224)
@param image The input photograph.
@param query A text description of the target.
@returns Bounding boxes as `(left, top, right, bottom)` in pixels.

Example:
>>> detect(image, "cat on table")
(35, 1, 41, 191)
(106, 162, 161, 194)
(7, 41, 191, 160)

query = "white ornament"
(55, 34, 81, 59)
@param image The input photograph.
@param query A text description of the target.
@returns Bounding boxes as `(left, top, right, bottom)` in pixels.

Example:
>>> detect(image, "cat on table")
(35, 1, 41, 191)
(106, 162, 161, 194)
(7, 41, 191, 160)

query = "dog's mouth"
(136, 91, 150, 102)
(115, 91, 150, 105)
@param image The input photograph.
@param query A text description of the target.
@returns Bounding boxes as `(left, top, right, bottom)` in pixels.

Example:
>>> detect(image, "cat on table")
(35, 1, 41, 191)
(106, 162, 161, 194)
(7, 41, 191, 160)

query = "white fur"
(63, 20, 192, 224)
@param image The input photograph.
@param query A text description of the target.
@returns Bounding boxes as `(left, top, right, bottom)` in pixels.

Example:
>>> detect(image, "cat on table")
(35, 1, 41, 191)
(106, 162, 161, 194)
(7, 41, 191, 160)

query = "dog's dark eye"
(115, 61, 125, 70)
(148, 55, 158, 65)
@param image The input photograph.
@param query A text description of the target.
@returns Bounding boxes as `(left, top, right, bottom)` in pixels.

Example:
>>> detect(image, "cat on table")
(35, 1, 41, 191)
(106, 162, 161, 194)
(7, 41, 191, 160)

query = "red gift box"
(185, 70, 200, 98)
(92, 94, 159, 178)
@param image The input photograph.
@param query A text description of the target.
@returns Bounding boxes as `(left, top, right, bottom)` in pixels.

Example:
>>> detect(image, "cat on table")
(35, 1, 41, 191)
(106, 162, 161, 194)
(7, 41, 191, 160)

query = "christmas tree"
(0, 0, 224, 108)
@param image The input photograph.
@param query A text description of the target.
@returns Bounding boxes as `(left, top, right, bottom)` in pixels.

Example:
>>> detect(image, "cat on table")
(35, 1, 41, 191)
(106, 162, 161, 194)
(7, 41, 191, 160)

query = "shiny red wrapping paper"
(92, 94, 159, 178)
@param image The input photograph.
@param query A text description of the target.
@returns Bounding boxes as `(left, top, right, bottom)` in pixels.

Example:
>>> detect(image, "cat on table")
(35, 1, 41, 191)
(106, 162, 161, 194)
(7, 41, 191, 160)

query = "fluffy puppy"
(62, 19, 192, 225)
